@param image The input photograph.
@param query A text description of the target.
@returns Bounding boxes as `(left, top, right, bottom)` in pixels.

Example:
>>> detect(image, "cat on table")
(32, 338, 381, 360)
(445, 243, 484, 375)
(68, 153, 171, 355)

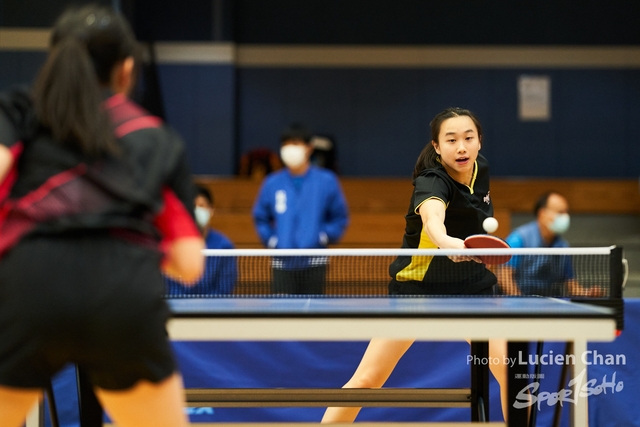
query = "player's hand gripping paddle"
(464, 234, 512, 265)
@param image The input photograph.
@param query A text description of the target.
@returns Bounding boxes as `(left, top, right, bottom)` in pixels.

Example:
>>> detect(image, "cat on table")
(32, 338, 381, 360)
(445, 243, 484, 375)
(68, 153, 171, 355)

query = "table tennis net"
(163, 247, 621, 299)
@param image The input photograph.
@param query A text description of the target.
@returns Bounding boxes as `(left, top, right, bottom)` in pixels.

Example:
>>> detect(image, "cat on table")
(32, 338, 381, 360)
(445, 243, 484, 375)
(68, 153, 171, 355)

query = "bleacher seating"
(195, 177, 640, 249)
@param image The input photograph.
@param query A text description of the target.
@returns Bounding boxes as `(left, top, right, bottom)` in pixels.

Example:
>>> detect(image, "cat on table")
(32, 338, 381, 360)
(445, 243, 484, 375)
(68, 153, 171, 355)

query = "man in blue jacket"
(252, 123, 349, 294)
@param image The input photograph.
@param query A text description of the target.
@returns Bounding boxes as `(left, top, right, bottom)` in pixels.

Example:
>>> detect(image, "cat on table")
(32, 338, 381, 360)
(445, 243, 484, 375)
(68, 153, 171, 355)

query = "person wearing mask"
(252, 123, 349, 294)
(165, 185, 237, 295)
(497, 191, 600, 296)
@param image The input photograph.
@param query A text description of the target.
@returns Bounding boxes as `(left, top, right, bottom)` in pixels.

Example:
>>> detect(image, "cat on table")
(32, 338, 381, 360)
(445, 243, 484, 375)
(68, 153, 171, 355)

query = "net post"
(609, 246, 624, 299)
(469, 341, 489, 421)
(609, 246, 625, 331)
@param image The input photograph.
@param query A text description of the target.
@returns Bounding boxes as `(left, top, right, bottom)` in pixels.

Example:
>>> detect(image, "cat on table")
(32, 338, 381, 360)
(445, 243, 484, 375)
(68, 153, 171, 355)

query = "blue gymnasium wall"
(158, 64, 236, 176)
(2, 0, 640, 177)
(4, 54, 640, 178)
(164, 0, 640, 177)
(0, 51, 46, 92)
(235, 67, 640, 177)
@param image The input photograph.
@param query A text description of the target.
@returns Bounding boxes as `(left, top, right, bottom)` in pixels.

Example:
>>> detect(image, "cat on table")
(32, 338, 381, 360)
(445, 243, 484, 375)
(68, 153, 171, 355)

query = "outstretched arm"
(419, 199, 464, 249)
(418, 198, 480, 263)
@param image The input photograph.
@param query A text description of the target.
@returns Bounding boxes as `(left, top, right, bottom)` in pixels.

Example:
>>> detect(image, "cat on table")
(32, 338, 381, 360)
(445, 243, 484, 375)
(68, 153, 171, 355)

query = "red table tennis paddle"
(464, 234, 512, 265)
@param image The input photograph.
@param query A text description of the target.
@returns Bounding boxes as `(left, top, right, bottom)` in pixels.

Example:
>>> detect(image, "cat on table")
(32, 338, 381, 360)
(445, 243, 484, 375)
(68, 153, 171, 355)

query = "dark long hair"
(31, 5, 137, 157)
(412, 107, 483, 179)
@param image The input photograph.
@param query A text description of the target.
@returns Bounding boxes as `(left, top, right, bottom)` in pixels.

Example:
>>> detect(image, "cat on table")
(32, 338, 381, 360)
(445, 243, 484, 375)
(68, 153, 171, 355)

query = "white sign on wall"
(518, 75, 551, 121)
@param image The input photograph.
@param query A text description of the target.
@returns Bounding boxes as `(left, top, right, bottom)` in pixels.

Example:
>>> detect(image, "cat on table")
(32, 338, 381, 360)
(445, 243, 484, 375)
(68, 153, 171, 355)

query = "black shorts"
(0, 233, 176, 390)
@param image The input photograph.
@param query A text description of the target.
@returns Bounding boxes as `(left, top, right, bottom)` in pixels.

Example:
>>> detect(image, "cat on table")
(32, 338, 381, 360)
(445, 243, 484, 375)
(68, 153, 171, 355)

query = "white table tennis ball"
(483, 217, 499, 233)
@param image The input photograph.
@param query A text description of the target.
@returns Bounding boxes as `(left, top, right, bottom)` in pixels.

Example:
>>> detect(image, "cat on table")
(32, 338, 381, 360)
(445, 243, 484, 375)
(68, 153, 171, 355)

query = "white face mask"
(549, 213, 570, 234)
(194, 206, 211, 228)
(280, 145, 307, 169)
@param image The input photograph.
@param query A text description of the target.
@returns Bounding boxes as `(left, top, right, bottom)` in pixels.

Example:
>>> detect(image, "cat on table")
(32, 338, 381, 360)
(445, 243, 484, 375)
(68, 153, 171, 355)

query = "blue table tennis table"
(162, 296, 616, 427)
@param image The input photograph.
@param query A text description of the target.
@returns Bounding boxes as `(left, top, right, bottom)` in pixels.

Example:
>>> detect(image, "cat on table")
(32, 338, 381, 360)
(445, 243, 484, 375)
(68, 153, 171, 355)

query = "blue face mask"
(194, 206, 211, 228)
(549, 213, 570, 234)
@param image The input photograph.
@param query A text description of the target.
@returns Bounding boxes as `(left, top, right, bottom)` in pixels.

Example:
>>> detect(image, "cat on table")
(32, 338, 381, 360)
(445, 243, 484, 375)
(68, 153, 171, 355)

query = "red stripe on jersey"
(0, 164, 89, 257)
(15, 164, 88, 209)
(104, 94, 163, 138)
(114, 116, 162, 138)
(103, 93, 127, 109)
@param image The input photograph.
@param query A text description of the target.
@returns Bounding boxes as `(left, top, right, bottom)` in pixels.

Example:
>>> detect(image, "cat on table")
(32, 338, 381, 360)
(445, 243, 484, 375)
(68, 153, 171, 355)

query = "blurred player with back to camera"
(0, 6, 203, 427)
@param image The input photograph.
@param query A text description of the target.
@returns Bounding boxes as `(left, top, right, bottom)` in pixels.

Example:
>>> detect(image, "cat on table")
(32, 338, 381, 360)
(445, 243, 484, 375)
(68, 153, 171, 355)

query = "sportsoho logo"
(467, 350, 626, 409)
(514, 368, 623, 410)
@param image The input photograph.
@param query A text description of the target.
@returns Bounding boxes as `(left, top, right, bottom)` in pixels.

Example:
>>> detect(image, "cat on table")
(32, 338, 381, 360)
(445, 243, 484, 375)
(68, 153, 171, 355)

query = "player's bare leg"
(321, 338, 414, 423)
(489, 339, 509, 421)
(95, 372, 189, 427)
(0, 385, 42, 427)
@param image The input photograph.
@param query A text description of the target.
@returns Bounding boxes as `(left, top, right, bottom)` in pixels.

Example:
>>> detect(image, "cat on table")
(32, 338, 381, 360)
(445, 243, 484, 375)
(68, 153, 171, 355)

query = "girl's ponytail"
(32, 36, 116, 157)
(413, 144, 438, 179)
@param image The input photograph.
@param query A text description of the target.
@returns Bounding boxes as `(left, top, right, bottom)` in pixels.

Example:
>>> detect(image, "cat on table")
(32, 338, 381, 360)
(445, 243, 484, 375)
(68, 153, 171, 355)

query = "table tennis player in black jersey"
(322, 107, 509, 423)
(0, 6, 204, 427)
(388, 142, 494, 295)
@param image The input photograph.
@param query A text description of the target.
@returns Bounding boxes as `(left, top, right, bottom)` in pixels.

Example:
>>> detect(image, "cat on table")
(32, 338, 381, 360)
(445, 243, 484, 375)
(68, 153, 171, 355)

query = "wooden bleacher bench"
(490, 178, 640, 214)
(195, 176, 640, 248)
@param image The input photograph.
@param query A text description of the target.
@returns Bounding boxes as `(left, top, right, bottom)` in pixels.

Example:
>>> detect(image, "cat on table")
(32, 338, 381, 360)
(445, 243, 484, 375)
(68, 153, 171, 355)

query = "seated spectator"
(165, 186, 237, 295)
(496, 191, 601, 296)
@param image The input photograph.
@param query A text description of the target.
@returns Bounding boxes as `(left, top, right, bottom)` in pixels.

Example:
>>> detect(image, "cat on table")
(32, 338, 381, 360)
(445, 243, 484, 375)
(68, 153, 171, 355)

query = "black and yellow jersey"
(388, 154, 495, 295)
